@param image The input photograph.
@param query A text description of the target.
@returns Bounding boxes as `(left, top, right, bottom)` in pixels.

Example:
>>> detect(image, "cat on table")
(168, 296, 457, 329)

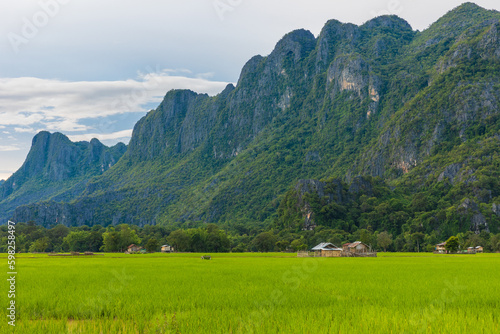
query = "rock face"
(4, 3, 500, 230)
(348, 177, 373, 197)
(437, 163, 463, 184)
(293, 179, 345, 230)
(295, 179, 345, 205)
(127, 90, 213, 160)
(292, 177, 380, 229)
(359, 6, 500, 178)
(459, 199, 489, 233)
(493, 204, 500, 217)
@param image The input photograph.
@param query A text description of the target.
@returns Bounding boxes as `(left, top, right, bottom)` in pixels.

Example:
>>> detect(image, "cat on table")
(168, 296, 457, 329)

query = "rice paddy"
(2, 252, 499, 333)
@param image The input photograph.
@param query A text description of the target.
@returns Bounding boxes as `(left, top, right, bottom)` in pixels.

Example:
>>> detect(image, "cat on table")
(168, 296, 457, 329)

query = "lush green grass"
(2, 253, 499, 333)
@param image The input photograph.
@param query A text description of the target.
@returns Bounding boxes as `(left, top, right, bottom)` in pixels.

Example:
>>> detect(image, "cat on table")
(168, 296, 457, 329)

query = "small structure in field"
(475, 246, 483, 253)
(467, 247, 476, 254)
(311, 243, 342, 257)
(297, 250, 311, 257)
(435, 242, 447, 253)
(343, 241, 369, 254)
(298, 241, 376, 257)
(342, 241, 376, 257)
(161, 244, 174, 253)
(201, 255, 211, 260)
(127, 244, 141, 253)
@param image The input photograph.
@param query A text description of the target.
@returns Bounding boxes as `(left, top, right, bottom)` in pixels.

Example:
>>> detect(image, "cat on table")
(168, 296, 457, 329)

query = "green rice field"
(2, 252, 499, 333)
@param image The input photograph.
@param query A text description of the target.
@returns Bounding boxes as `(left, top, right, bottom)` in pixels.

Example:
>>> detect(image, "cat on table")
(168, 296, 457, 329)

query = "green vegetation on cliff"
(2, 3, 500, 246)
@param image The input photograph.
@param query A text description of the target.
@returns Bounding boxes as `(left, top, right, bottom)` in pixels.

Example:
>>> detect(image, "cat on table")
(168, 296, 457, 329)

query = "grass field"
(1, 252, 499, 333)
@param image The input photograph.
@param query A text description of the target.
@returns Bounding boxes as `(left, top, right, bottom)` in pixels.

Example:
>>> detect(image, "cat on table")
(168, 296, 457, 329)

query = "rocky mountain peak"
(316, 20, 360, 69)
(263, 29, 317, 77)
(270, 29, 316, 62)
(237, 55, 264, 86)
(422, 2, 498, 43)
(361, 15, 412, 31)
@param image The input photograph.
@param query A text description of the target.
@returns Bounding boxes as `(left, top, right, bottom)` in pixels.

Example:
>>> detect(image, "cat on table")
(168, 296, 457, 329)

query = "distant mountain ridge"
(0, 132, 126, 223)
(2, 3, 500, 238)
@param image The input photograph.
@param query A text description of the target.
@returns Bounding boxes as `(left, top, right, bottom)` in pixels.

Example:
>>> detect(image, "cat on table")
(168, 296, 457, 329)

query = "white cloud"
(68, 129, 133, 143)
(14, 127, 36, 133)
(0, 72, 229, 132)
(0, 145, 20, 151)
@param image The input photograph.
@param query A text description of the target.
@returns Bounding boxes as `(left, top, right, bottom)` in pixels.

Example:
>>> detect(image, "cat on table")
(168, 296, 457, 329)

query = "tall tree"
(377, 231, 393, 252)
(252, 232, 277, 252)
(118, 225, 141, 251)
(167, 230, 190, 252)
(63, 231, 90, 252)
(29, 237, 49, 252)
(145, 238, 160, 253)
(411, 232, 425, 253)
(445, 236, 460, 253)
(101, 228, 120, 252)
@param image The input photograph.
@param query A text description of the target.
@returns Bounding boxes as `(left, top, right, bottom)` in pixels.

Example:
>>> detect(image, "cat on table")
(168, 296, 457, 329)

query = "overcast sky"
(1, 0, 499, 180)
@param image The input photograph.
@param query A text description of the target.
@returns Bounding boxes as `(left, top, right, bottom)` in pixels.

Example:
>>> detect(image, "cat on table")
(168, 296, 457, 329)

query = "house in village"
(467, 247, 476, 254)
(343, 241, 370, 254)
(435, 242, 447, 253)
(303, 241, 376, 258)
(127, 244, 141, 253)
(475, 246, 483, 253)
(311, 243, 343, 257)
(161, 244, 174, 253)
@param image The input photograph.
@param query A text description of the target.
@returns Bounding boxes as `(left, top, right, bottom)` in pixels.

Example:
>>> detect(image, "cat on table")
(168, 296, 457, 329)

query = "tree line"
(1, 221, 500, 253)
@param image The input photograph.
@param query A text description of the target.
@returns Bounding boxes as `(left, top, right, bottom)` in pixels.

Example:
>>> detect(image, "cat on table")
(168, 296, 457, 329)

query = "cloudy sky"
(1, 0, 499, 180)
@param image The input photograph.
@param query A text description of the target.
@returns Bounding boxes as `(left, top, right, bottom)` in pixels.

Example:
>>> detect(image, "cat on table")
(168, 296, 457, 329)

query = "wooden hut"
(435, 242, 446, 253)
(311, 243, 342, 257)
(127, 244, 141, 253)
(343, 241, 369, 254)
(475, 246, 483, 253)
(161, 245, 174, 253)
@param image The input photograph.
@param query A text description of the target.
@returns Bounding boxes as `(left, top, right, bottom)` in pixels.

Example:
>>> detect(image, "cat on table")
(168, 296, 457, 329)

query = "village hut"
(127, 244, 141, 253)
(475, 246, 483, 253)
(311, 242, 343, 257)
(343, 241, 369, 254)
(161, 245, 174, 253)
(435, 242, 447, 253)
